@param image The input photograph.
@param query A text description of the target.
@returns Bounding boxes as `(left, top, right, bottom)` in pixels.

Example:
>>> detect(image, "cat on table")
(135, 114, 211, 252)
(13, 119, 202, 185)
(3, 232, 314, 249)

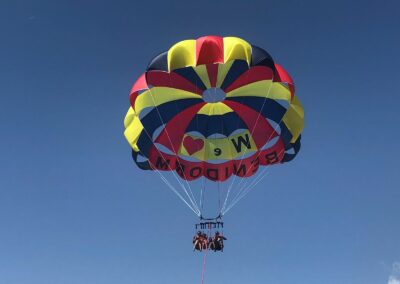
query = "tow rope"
(200, 225, 212, 284)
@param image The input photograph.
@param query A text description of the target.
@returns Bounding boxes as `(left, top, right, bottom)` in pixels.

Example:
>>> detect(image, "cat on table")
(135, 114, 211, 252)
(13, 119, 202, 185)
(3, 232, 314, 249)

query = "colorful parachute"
(124, 36, 304, 216)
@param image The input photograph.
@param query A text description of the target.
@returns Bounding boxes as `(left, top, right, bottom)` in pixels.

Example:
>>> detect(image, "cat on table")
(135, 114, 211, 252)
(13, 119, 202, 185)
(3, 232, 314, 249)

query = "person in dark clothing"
(210, 231, 227, 252)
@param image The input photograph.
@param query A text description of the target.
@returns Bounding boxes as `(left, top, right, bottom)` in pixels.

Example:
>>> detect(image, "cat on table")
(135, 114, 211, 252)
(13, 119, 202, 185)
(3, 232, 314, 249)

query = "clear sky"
(1, 0, 400, 283)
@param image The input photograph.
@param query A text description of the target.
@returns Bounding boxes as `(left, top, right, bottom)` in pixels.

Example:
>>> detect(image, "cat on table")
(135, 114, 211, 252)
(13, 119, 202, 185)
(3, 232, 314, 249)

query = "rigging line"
(216, 101, 227, 217)
(221, 66, 254, 213)
(217, 181, 222, 215)
(146, 84, 201, 213)
(222, 77, 275, 214)
(155, 163, 200, 215)
(221, 76, 271, 214)
(222, 85, 291, 213)
(196, 96, 220, 217)
(224, 145, 286, 214)
(199, 177, 205, 215)
(200, 96, 221, 218)
(220, 176, 234, 217)
(222, 147, 286, 215)
(220, 181, 230, 216)
(195, 72, 202, 215)
(230, 78, 294, 197)
(219, 181, 222, 212)
(236, 167, 265, 197)
(211, 103, 222, 217)
(150, 156, 200, 215)
(226, 107, 288, 210)
(224, 171, 262, 213)
(144, 88, 199, 212)
(222, 170, 269, 215)
(219, 64, 254, 215)
(202, 178, 207, 214)
(225, 137, 280, 209)
(165, 68, 204, 210)
(186, 174, 200, 215)
(222, 169, 267, 215)
(162, 71, 203, 213)
(156, 170, 200, 215)
(135, 108, 200, 216)
(138, 147, 200, 216)
(220, 108, 248, 215)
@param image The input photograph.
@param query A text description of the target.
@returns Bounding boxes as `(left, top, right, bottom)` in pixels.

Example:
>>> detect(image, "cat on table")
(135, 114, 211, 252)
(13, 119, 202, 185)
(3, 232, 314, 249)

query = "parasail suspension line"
(135, 108, 200, 216)
(146, 85, 201, 215)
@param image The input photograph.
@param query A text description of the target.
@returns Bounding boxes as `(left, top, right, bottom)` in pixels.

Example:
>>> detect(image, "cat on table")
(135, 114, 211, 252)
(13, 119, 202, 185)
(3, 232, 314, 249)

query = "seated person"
(210, 231, 227, 252)
(193, 231, 208, 251)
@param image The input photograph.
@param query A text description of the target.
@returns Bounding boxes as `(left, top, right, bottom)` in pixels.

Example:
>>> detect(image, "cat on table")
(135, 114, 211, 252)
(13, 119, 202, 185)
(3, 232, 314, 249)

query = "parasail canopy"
(124, 36, 304, 217)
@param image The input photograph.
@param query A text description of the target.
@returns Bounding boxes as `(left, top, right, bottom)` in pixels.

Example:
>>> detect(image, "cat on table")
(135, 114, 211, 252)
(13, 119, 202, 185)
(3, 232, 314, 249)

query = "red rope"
(200, 225, 212, 284)
(200, 245, 209, 284)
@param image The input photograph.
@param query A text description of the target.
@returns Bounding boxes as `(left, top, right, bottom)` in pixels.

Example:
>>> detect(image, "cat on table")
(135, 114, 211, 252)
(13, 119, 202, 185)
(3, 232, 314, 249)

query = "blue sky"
(1, 0, 400, 283)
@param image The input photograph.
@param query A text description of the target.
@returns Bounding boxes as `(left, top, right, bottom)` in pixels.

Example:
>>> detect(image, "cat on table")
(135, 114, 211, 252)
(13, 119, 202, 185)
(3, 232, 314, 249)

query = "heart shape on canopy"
(183, 136, 204, 155)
